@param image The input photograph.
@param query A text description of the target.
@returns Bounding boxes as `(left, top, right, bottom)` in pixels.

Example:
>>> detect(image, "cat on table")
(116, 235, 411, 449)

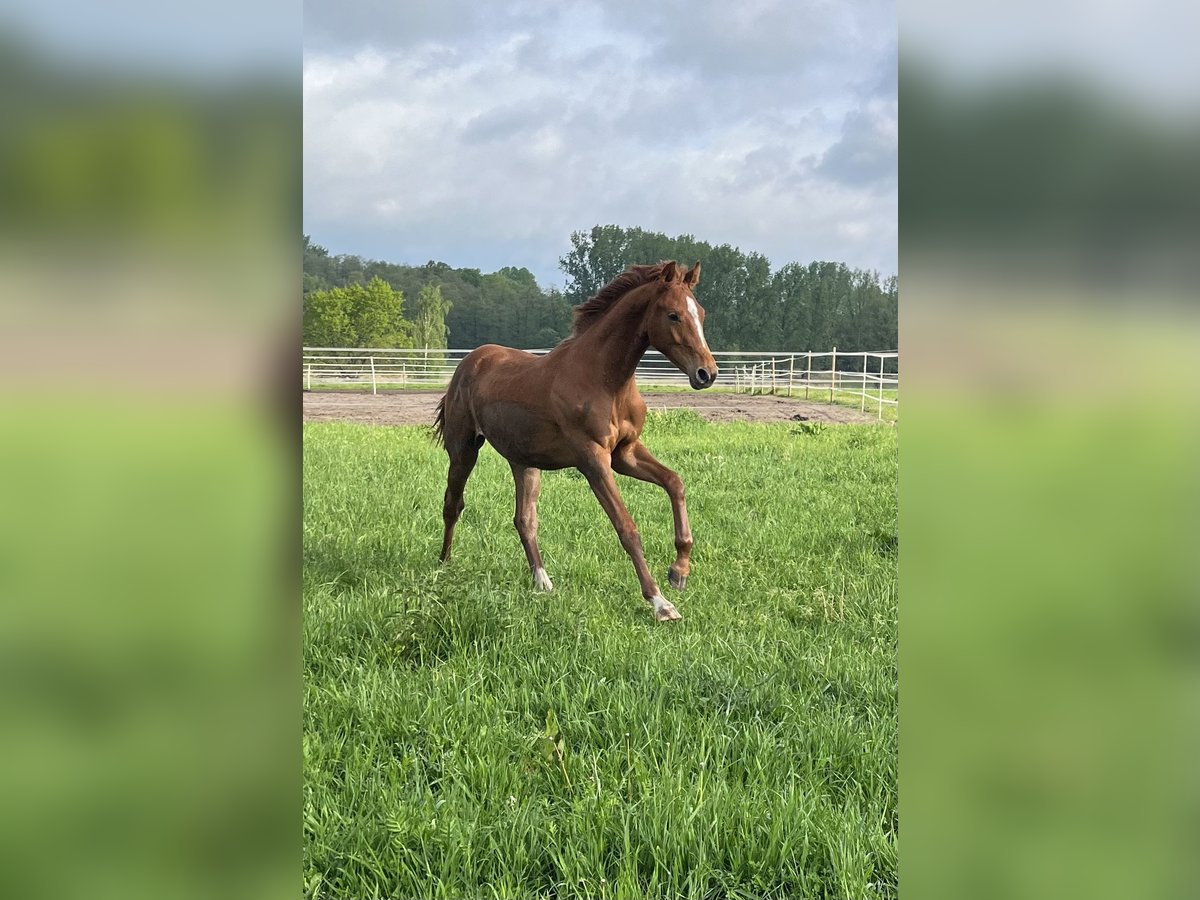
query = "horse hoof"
(655, 604, 683, 623)
(532, 568, 554, 592)
(668, 569, 687, 591)
(652, 595, 683, 622)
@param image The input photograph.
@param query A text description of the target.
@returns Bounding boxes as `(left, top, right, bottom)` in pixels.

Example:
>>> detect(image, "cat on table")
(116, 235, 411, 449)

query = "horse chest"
(568, 398, 642, 448)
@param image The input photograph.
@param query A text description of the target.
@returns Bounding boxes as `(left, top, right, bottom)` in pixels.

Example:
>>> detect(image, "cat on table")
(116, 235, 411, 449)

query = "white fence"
(732, 350, 898, 419)
(303, 347, 899, 419)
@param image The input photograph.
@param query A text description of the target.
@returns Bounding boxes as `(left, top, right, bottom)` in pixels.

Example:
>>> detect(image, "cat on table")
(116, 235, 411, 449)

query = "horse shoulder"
(616, 383, 646, 430)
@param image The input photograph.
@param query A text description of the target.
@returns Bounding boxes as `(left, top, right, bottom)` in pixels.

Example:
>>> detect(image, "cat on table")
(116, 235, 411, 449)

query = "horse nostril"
(696, 368, 710, 385)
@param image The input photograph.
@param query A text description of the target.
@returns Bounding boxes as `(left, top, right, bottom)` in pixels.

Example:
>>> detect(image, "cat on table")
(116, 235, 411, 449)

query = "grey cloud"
(304, 0, 897, 282)
(597, 0, 893, 83)
(816, 101, 897, 188)
(304, 0, 485, 51)
(304, 0, 588, 54)
(462, 98, 569, 144)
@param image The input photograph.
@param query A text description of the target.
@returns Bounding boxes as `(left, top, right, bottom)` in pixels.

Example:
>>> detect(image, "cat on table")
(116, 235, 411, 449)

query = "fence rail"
(731, 349, 899, 420)
(303, 347, 899, 419)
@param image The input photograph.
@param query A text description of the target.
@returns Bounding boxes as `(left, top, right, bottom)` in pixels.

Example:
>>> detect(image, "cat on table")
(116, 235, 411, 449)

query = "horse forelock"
(571, 263, 672, 336)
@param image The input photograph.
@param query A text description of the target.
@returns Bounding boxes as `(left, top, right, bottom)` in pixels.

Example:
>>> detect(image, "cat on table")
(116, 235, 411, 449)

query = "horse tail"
(432, 394, 447, 446)
(433, 350, 483, 450)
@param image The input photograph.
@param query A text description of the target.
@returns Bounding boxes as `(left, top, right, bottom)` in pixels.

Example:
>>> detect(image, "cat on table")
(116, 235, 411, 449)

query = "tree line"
(305, 237, 569, 351)
(303, 226, 897, 362)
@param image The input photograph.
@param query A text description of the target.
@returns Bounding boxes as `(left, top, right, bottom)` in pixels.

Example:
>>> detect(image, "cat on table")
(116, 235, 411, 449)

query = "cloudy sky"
(304, 0, 895, 288)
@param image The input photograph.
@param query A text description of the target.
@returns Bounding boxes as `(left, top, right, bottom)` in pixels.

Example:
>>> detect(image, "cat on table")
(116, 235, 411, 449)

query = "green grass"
(303, 412, 897, 899)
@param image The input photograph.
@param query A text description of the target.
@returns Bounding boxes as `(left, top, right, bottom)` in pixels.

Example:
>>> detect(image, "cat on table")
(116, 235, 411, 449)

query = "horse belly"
(476, 401, 575, 470)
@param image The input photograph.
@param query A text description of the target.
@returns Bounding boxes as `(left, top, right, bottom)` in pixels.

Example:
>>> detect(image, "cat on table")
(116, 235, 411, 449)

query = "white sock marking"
(533, 567, 554, 591)
(650, 593, 677, 616)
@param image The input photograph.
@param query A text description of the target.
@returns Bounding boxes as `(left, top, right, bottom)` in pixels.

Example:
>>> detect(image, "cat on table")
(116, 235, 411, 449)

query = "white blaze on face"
(685, 295, 710, 351)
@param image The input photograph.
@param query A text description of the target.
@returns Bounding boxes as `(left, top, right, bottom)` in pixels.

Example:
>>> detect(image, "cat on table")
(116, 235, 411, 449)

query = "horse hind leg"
(439, 441, 480, 562)
(511, 464, 552, 591)
(439, 409, 482, 564)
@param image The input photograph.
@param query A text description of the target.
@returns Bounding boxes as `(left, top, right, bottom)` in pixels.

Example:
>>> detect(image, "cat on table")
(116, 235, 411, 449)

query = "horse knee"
(616, 527, 643, 553)
(664, 472, 685, 500)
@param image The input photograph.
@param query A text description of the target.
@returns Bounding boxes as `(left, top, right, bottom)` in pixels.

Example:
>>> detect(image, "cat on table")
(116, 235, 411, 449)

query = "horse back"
(442, 344, 548, 430)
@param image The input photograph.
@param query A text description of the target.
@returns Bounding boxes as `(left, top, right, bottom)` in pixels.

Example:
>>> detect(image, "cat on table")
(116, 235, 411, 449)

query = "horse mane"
(571, 263, 669, 336)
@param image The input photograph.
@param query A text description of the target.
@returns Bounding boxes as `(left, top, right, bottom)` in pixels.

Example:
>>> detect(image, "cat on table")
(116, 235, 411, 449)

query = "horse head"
(644, 261, 719, 390)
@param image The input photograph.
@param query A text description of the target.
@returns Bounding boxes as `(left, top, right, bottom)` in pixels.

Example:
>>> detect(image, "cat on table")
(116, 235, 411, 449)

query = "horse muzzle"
(689, 365, 718, 390)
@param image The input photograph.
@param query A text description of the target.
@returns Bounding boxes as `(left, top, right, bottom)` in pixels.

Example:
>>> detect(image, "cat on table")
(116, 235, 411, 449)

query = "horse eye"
(668, 312, 680, 321)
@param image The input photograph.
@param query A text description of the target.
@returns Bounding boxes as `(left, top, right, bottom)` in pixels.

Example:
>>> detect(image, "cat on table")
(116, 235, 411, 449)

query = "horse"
(433, 260, 717, 622)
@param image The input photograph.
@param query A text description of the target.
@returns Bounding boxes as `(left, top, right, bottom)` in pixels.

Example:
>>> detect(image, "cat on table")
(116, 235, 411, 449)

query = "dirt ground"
(303, 389, 881, 426)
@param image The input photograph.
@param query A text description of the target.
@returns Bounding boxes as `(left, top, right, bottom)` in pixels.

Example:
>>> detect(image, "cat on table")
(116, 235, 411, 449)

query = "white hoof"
(650, 594, 683, 622)
(533, 567, 554, 592)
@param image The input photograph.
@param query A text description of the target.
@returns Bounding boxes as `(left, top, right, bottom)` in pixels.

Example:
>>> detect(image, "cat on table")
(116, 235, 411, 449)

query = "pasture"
(304, 412, 897, 899)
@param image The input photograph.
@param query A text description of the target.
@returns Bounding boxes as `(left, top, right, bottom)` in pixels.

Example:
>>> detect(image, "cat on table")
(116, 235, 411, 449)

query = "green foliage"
(302, 241, 573, 349)
(302, 229, 898, 356)
(561, 225, 898, 362)
(304, 417, 898, 899)
(302, 277, 413, 349)
(411, 283, 451, 350)
(301, 286, 354, 348)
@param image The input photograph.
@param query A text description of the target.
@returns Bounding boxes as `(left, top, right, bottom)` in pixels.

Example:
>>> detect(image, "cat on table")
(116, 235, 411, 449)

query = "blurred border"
(901, 3, 1200, 898)
(0, 6, 298, 899)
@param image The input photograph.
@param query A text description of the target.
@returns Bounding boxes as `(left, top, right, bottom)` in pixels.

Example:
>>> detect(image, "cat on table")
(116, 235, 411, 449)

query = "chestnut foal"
(434, 260, 717, 622)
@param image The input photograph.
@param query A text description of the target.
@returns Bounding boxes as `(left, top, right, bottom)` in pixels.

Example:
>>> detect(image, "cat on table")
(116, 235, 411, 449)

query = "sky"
(303, 0, 896, 288)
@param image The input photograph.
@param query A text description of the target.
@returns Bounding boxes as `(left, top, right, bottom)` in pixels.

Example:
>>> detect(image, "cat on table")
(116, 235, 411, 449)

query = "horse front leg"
(612, 440, 693, 590)
(578, 447, 681, 622)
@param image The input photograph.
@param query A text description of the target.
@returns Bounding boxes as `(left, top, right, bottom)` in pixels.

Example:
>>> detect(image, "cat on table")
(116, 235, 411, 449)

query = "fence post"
(788, 355, 794, 397)
(305, 363, 311, 391)
(878, 354, 886, 420)
(805, 352, 812, 400)
(860, 353, 867, 412)
(830, 347, 837, 404)
(370, 355, 377, 395)
(770, 357, 777, 395)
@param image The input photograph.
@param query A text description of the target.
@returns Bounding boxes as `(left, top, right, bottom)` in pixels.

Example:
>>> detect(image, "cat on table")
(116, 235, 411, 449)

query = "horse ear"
(683, 261, 701, 286)
(660, 261, 679, 282)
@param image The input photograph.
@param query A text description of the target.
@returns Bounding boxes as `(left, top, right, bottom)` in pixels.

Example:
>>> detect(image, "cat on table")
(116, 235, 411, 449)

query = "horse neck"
(573, 289, 652, 390)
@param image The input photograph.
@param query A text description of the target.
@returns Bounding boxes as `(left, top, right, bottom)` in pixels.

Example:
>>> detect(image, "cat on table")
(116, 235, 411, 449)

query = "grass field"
(303, 412, 897, 899)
